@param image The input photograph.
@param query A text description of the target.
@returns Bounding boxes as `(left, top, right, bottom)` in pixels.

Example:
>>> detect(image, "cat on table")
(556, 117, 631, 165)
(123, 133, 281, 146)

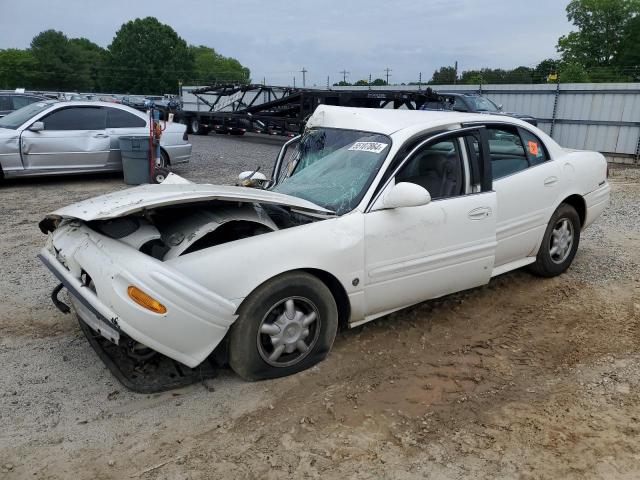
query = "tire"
(160, 149, 170, 167)
(152, 167, 170, 184)
(191, 118, 207, 135)
(529, 203, 581, 277)
(229, 272, 338, 381)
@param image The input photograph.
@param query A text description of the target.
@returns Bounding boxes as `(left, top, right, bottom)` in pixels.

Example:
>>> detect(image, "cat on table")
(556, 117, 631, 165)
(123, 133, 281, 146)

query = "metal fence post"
(549, 82, 561, 138)
(635, 127, 640, 165)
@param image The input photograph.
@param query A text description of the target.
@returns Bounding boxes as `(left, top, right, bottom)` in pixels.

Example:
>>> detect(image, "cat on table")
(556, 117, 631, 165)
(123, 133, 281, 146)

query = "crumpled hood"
(42, 183, 334, 223)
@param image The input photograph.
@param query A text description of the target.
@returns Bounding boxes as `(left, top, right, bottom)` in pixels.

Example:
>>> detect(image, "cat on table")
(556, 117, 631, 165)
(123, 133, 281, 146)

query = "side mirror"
(28, 121, 44, 132)
(383, 182, 431, 209)
(498, 104, 504, 111)
(238, 170, 268, 188)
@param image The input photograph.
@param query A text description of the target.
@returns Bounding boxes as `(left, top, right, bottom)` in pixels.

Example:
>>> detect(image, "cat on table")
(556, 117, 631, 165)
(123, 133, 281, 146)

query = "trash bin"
(119, 136, 151, 185)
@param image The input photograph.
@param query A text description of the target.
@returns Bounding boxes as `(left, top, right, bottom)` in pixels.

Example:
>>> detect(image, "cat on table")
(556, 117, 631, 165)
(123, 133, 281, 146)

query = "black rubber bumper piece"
(78, 318, 218, 394)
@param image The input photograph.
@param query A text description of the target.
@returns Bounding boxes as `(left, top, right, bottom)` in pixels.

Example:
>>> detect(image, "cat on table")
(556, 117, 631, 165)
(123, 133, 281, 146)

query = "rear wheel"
(529, 203, 581, 277)
(190, 118, 207, 135)
(229, 272, 338, 381)
(152, 151, 170, 183)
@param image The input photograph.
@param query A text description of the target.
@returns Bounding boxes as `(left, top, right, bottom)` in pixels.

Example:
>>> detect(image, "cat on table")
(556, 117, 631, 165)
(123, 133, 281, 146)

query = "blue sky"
(0, 0, 572, 85)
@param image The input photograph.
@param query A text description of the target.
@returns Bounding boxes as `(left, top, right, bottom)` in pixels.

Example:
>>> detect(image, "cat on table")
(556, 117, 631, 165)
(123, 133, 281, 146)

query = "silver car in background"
(0, 100, 191, 179)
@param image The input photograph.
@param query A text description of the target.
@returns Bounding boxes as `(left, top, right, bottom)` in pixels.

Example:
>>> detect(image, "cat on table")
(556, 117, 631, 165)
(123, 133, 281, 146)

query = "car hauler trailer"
(175, 84, 448, 136)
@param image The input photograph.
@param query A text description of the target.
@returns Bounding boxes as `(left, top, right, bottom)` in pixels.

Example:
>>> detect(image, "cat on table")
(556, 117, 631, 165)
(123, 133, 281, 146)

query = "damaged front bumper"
(39, 223, 239, 368)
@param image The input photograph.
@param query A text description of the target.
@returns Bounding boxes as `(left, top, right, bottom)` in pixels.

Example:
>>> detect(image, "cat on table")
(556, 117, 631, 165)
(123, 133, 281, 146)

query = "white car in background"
(39, 106, 610, 383)
(0, 100, 191, 179)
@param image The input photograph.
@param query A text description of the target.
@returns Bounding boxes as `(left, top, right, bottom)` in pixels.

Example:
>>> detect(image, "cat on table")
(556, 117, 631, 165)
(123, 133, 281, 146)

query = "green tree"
(354, 79, 369, 86)
(30, 30, 78, 90)
(0, 49, 36, 89)
(333, 80, 351, 86)
(29, 30, 106, 91)
(557, 0, 640, 71)
(70, 38, 107, 91)
(534, 58, 560, 82)
(429, 66, 457, 84)
(189, 45, 250, 84)
(558, 61, 591, 82)
(459, 70, 483, 85)
(371, 78, 387, 86)
(617, 15, 640, 79)
(505, 66, 534, 83)
(106, 17, 194, 94)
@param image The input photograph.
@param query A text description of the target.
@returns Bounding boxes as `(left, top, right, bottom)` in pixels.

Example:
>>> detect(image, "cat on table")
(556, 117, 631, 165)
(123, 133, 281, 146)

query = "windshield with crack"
(272, 128, 391, 215)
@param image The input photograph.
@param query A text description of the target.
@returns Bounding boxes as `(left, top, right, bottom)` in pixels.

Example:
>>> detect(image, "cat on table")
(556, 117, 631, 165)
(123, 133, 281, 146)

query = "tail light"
(183, 131, 188, 141)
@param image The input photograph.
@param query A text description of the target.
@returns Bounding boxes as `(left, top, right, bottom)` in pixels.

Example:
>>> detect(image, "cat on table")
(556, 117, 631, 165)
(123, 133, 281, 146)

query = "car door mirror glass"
(383, 182, 431, 210)
(28, 121, 44, 132)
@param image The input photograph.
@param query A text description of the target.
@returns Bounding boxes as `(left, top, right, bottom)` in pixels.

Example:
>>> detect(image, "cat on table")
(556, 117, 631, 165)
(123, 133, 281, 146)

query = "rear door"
(105, 106, 147, 169)
(486, 125, 561, 267)
(20, 106, 109, 171)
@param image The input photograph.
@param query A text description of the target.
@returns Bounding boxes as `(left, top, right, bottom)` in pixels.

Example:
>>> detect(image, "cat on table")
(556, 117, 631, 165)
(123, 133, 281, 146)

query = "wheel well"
(562, 194, 586, 228)
(160, 147, 170, 165)
(301, 268, 351, 331)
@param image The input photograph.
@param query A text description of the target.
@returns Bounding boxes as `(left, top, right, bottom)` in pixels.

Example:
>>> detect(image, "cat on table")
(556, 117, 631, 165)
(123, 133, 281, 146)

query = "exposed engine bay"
(84, 202, 319, 261)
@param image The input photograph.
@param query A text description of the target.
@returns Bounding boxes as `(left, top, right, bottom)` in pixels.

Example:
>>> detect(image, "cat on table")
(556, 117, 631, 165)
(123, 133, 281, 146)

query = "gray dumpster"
(119, 136, 151, 185)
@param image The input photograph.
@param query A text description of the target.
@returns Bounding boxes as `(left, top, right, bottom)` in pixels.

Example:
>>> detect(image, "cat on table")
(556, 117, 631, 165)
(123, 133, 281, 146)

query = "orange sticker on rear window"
(528, 141, 539, 156)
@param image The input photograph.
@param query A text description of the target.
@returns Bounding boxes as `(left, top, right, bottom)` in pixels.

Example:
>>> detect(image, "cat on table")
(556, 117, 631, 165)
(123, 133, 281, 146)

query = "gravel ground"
(0, 135, 639, 479)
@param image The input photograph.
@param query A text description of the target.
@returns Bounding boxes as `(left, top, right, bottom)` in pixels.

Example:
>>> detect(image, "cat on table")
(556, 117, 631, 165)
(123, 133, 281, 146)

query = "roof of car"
(306, 105, 523, 136)
(47, 100, 145, 113)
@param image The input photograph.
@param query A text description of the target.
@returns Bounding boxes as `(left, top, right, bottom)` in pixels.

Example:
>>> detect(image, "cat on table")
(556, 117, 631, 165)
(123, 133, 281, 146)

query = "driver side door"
(20, 106, 109, 172)
(363, 128, 497, 319)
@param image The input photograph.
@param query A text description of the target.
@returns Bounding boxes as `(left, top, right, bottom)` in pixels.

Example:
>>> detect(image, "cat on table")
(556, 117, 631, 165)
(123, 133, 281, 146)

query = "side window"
(519, 128, 548, 166)
(487, 127, 528, 180)
(396, 138, 464, 200)
(0, 96, 11, 110)
(42, 107, 106, 131)
(452, 97, 468, 112)
(107, 108, 146, 128)
(12, 96, 38, 110)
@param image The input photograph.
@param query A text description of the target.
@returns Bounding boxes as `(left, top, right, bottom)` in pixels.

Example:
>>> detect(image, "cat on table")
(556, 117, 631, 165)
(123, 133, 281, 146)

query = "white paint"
(40, 107, 610, 369)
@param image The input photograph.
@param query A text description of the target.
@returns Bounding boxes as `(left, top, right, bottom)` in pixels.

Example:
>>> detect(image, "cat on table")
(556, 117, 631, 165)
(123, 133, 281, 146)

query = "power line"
(384, 67, 392, 85)
(339, 70, 349, 83)
(300, 67, 307, 87)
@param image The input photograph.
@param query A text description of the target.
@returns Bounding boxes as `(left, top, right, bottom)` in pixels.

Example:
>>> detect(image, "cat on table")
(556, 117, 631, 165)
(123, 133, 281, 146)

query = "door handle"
(544, 176, 559, 186)
(92, 133, 109, 138)
(468, 206, 492, 220)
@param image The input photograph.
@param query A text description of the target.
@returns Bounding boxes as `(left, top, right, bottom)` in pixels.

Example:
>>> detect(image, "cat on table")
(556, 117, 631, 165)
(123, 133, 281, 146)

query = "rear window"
(107, 108, 146, 128)
(13, 96, 42, 110)
(43, 107, 106, 130)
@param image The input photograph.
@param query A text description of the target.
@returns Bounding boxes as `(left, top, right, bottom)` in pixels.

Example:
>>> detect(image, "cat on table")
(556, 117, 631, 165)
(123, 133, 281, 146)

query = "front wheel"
(228, 272, 338, 381)
(529, 203, 581, 277)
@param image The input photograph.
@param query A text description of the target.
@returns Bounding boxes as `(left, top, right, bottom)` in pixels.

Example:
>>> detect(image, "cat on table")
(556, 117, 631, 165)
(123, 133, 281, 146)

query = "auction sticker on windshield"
(348, 142, 388, 154)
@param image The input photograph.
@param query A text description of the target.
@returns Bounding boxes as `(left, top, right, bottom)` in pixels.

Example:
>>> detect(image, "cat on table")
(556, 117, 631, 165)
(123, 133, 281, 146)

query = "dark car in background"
(421, 92, 538, 126)
(0, 92, 48, 118)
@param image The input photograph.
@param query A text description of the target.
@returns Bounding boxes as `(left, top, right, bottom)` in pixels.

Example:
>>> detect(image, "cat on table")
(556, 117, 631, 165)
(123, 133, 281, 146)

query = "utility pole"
(300, 67, 307, 87)
(327, 76, 330, 89)
(418, 72, 422, 90)
(368, 73, 372, 90)
(454, 61, 458, 85)
(340, 70, 349, 83)
(293, 76, 296, 88)
(384, 67, 392, 85)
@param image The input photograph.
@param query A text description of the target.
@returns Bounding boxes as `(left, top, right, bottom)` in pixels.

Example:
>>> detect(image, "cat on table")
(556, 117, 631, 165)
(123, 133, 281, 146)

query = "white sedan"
(39, 106, 610, 381)
(0, 100, 191, 179)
